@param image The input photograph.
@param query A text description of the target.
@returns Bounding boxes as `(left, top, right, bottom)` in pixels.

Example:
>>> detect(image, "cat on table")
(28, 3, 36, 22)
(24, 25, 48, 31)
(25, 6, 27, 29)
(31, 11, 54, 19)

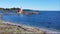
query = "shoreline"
(2, 18, 60, 32)
(1, 20, 60, 33)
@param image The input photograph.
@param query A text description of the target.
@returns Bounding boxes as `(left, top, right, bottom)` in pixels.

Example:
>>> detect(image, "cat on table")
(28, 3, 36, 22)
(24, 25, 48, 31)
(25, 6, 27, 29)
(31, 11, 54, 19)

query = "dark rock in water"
(21, 11, 40, 15)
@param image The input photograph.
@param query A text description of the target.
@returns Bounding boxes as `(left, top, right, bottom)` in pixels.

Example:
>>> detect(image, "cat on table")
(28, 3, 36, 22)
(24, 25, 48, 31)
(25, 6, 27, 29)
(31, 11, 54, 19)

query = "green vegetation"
(0, 8, 5, 10)
(10, 8, 20, 10)
(0, 8, 20, 10)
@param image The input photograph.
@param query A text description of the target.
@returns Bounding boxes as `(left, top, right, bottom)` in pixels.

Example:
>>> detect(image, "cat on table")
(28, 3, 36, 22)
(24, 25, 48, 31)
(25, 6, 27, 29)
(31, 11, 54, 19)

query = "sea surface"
(0, 10, 60, 31)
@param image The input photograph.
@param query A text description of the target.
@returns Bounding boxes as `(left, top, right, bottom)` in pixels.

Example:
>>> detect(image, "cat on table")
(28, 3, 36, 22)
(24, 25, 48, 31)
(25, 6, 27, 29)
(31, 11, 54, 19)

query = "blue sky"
(0, 0, 60, 11)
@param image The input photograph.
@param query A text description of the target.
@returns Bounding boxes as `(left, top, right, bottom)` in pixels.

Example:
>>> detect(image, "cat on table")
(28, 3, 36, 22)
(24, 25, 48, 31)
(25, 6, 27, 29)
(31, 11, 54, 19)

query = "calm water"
(0, 10, 60, 30)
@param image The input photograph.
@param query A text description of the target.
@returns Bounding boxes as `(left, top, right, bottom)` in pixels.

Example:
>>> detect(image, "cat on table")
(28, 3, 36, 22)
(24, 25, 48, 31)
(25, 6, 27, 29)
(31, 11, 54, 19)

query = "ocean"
(0, 10, 60, 31)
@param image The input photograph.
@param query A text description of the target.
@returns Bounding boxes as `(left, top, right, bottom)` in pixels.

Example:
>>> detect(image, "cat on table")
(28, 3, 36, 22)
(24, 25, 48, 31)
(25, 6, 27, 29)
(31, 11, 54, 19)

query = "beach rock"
(0, 21, 45, 34)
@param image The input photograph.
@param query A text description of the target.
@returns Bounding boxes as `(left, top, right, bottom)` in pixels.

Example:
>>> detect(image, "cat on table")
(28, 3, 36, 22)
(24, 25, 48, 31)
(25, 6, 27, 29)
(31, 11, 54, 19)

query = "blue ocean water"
(0, 10, 60, 30)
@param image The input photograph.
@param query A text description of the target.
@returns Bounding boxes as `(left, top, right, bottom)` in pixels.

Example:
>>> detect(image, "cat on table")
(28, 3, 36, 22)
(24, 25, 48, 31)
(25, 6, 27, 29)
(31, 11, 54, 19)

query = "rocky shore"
(0, 20, 45, 34)
(0, 14, 60, 34)
(0, 20, 60, 34)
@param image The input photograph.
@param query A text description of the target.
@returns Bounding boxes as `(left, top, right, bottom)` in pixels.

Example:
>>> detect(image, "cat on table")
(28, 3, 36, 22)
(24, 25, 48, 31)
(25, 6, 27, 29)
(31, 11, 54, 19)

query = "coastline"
(0, 20, 60, 34)
(0, 20, 44, 34)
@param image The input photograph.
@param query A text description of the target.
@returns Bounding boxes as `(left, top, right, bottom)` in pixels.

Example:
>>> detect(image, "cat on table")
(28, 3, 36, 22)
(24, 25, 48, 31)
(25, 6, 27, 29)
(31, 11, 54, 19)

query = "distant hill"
(0, 8, 39, 12)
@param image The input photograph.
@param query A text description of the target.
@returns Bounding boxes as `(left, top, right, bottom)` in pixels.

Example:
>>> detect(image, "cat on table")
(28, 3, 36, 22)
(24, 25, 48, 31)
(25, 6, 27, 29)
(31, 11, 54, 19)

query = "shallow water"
(0, 10, 60, 30)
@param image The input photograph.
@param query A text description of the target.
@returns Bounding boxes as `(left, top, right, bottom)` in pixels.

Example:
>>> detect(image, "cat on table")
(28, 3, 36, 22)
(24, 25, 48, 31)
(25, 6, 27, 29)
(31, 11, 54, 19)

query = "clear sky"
(0, 0, 60, 11)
